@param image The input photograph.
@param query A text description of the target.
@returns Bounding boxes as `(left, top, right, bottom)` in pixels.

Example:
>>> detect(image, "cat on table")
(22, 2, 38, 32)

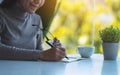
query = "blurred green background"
(39, 0, 120, 54)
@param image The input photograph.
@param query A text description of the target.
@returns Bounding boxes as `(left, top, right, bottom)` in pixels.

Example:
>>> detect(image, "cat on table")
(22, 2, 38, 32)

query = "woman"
(0, 0, 66, 61)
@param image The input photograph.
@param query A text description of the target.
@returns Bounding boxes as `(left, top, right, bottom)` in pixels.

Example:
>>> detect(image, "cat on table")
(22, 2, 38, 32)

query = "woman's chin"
(26, 8, 37, 14)
(28, 10, 36, 14)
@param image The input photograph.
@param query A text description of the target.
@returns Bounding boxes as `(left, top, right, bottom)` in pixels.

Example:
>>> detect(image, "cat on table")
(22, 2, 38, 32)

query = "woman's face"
(16, 0, 45, 13)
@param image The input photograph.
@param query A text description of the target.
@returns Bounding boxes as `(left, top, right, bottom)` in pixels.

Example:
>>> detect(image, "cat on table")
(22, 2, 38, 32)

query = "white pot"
(102, 43, 119, 60)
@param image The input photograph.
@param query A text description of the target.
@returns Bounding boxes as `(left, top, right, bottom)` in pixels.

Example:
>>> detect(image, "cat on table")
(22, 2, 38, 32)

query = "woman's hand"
(39, 46, 66, 61)
(53, 37, 62, 47)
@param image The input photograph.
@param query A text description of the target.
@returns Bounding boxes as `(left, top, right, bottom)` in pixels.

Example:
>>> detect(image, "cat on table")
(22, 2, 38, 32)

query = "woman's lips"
(31, 3, 39, 9)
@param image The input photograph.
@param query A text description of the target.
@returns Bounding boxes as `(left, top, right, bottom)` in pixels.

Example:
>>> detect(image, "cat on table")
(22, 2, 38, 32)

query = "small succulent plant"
(99, 26, 120, 43)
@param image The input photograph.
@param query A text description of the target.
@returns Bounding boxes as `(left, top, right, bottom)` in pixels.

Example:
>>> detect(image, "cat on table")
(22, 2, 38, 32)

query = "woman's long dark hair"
(0, 0, 18, 8)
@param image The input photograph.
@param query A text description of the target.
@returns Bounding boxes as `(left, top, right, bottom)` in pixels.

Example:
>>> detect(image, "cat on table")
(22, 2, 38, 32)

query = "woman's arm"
(0, 43, 41, 61)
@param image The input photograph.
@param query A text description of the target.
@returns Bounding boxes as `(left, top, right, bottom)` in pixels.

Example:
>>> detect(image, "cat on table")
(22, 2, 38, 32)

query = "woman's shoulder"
(30, 13, 43, 29)
(31, 13, 42, 20)
(30, 13, 42, 23)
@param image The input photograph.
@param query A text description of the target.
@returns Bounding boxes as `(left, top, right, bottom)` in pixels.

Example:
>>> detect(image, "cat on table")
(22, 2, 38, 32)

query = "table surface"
(0, 54, 120, 75)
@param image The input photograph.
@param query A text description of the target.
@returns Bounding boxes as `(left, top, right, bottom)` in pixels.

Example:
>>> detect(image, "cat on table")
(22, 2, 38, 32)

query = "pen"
(32, 24, 69, 60)
(65, 55, 69, 60)
(46, 41, 69, 60)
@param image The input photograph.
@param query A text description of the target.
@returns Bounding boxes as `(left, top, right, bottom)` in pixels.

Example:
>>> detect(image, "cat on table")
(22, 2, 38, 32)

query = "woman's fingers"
(53, 37, 62, 46)
(51, 47, 66, 60)
(56, 47, 66, 57)
(39, 47, 66, 61)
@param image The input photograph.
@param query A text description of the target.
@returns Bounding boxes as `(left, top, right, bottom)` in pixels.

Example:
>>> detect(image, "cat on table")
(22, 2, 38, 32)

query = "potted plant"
(99, 25, 120, 60)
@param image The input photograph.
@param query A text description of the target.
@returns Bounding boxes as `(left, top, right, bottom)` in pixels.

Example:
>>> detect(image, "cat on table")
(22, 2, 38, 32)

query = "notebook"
(60, 54, 85, 63)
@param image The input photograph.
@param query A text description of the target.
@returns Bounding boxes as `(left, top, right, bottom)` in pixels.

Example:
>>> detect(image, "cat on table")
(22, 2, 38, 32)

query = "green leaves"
(99, 26, 120, 43)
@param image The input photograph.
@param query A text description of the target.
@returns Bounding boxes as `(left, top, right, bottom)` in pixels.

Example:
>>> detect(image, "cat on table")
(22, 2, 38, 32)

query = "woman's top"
(0, 6, 43, 61)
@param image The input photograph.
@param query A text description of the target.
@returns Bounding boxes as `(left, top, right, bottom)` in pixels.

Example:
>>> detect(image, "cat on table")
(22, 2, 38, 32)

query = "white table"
(0, 54, 120, 75)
